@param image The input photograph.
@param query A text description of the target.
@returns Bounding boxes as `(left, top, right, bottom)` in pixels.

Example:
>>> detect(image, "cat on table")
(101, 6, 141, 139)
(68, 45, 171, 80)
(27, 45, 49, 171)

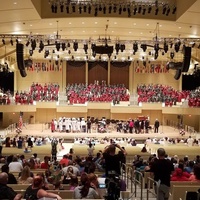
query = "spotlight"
(2, 39, 5, 45)
(84, 44, 88, 54)
(154, 52, 158, 60)
(115, 43, 120, 55)
(127, 7, 131, 17)
(113, 5, 117, 13)
(170, 52, 175, 59)
(83, 5, 87, 12)
(10, 39, 13, 46)
(61, 43, 66, 51)
(133, 42, 138, 53)
(52, 49, 55, 53)
(141, 44, 147, 52)
(88, 5, 91, 14)
(73, 42, 78, 51)
(166, 7, 170, 16)
(162, 6, 167, 14)
(68, 50, 71, 54)
(79, 5, 82, 14)
(56, 42, 60, 51)
(29, 49, 33, 56)
(39, 41, 44, 51)
(142, 7, 146, 15)
(155, 7, 159, 15)
(120, 44, 125, 52)
(67, 42, 70, 47)
(119, 6, 122, 14)
(109, 5, 112, 13)
(44, 50, 49, 58)
(138, 5, 142, 14)
(174, 42, 180, 52)
(164, 42, 168, 53)
(31, 39, 36, 50)
(103, 6, 106, 14)
(60, 3, 64, 12)
(154, 43, 159, 53)
(66, 5, 69, 13)
(123, 6, 126, 12)
(148, 5, 152, 13)
(99, 5, 102, 11)
(172, 6, 177, 14)
(54, 4, 57, 13)
(72, 5, 76, 12)
(133, 7, 137, 15)
(94, 7, 98, 16)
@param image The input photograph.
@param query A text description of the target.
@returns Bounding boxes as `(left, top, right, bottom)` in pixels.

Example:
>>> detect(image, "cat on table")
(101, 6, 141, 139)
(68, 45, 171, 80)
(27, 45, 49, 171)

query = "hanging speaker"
(16, 43, 27, 77)
(182, 47, 191, 72)
(174, 69, 182, 80)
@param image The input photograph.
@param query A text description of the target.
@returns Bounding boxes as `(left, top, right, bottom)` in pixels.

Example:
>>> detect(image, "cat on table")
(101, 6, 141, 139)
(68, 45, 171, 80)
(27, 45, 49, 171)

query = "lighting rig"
(0, 33, 200, 62)
(48, 0, 177, 17)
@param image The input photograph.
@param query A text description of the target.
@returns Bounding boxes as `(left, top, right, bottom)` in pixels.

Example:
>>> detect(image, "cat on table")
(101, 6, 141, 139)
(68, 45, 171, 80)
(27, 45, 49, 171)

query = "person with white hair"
(58, 117, 63, 132)
(71, 118, 77, 133)
(187, 136, 194, 147)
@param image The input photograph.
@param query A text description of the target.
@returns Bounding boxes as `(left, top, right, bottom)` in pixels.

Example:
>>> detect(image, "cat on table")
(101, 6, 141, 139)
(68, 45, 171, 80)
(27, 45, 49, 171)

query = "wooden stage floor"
(18, 123, 194, 141)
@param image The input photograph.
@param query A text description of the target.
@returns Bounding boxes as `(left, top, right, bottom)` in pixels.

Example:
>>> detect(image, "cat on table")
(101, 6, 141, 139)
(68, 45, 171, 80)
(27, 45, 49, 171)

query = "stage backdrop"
(66, 61, 86, 84)
(88, 61, 108, 84)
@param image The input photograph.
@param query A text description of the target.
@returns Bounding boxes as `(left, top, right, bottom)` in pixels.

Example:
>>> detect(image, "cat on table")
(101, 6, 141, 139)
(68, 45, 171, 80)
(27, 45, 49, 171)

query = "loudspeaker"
(174, 69, 182, 80)
(19, 69, 27, 78)
(16, 43, 27, 77)
(182, 47, 191, 72)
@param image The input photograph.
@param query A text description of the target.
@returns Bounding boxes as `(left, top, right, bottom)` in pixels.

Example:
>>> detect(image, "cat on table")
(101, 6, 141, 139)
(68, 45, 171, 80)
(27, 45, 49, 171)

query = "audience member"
(0, 172, 22, 200)
(24, 175, 62, 200)
(74, 173, 100, 199)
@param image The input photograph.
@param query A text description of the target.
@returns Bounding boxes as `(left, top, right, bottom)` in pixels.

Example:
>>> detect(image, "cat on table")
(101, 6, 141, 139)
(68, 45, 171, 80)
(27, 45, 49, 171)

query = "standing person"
(0, 136, 4, 156)
(87, 118, 92, 133)
(51, 138, 58, 161)
(129, 119, 134, 133)
(103, 143, 127, 177)
(150, 148, 174, 200)
(51, 119, 55, 133)
(154, 119, 160, 133)
(87, 143, 95, 156)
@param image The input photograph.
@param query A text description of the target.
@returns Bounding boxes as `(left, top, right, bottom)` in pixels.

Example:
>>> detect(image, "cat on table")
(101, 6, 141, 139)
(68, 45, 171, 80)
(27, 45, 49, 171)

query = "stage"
(0, 123, 199, 161)
(15, 123, 194, 141)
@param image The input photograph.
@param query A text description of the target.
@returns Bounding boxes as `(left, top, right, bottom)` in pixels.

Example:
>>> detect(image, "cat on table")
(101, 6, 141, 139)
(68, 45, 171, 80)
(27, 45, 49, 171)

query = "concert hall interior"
(0, 1, 200, 157)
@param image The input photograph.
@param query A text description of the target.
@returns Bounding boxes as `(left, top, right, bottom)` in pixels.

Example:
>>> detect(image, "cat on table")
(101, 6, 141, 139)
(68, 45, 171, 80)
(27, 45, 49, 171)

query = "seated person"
(0, 172, 22, 200)
(74, 172, 100, 199)
(24, 175, 62, 200)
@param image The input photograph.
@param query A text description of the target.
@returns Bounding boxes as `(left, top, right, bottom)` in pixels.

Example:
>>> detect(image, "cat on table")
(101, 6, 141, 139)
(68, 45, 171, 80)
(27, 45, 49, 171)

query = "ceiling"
(0, 0, 200, 71)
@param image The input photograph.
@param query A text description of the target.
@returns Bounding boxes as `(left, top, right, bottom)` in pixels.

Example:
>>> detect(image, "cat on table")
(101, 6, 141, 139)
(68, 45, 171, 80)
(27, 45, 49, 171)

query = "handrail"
(146, 177, 159, 200)
(133, 170, 144, 199)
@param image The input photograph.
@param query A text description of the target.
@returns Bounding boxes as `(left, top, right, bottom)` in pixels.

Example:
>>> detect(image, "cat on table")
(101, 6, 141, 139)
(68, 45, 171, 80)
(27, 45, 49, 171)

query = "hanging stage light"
(133, 6, 137, 15)
(164, 42, 168, 53)
(133, 42, 138, 53)
(166, 7, 170, 16)
(141, 44, 147, 52)
(83, 44, 88, 54)
(61, 43, 66, 51)
(155, 7, 159, 15)
(148, 5, 152, 13)
(172, 6, 177, 14)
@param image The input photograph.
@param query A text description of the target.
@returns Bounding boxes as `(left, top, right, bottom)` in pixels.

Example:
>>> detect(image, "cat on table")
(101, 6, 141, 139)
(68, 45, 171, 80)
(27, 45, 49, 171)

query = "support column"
(108, 59, 110, 85)
(179, 74, 183, 91)
(62, 61, 67, 91)
(85, 61, 88, 84)
(129, 61, 134, 94)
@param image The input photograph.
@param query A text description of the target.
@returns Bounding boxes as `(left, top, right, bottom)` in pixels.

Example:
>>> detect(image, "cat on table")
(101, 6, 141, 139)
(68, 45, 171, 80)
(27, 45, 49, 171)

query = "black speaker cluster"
(16, 43, 27, 77)
(166, 46, 191, 80)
